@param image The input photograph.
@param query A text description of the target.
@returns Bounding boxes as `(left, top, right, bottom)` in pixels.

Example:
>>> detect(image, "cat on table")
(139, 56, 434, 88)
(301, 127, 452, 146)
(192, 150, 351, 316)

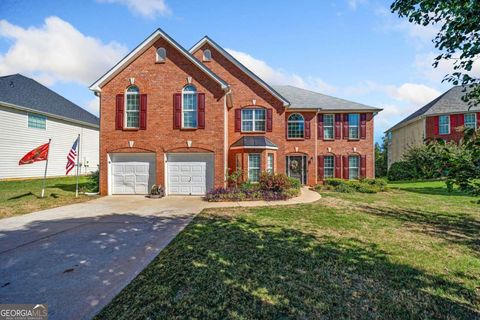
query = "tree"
(391, 0, 480, 105)
(430, 128, 480, 198)
(375, 135, 388, 177)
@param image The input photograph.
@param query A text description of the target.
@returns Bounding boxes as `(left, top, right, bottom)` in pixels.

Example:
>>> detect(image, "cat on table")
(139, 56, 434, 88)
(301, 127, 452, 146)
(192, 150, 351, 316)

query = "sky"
(0, 0, 468, 142)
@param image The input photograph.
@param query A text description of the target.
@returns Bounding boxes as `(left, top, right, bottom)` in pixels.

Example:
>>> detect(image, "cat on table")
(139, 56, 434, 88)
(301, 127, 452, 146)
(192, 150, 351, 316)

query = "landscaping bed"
(205, 172, 301, 202)
(315, 178, 388, 193)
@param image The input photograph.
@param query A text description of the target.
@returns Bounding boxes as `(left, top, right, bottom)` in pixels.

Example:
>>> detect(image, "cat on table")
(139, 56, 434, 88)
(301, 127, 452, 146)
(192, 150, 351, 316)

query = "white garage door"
(112, 162, 150, 194)
(167, 162, 206, 195)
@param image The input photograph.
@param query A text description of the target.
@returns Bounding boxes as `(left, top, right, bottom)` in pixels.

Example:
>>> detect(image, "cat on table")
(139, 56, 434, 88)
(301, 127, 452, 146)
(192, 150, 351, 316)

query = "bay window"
(248, 154, 261, 182)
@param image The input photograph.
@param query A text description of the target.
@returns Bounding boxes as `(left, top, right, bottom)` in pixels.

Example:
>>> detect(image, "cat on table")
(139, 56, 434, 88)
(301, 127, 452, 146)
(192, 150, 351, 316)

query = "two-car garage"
(108, 152, 214, 195)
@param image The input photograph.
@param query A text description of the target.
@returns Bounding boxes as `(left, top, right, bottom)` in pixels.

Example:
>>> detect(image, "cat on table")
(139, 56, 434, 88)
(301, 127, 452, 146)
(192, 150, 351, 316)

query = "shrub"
(387, 161, 417, 181)
(84, 170, 99, 192)
(259, 172, 293, 192)
(318, 178, 387, 194)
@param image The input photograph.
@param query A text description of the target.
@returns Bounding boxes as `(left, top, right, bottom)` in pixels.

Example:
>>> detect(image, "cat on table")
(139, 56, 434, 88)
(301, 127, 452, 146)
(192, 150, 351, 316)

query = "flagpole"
(41, 139, 51, 198)
(75, 134, 81, 197)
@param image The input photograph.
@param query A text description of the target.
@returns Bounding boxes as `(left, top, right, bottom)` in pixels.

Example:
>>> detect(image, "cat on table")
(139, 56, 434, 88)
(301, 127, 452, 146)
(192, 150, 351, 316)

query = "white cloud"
(348, 0, 368, 10)
(226, 48, 336, 94)
(96, 0, 171, 18)
(415, 51, 480, 83)
(0, 17, 128, 86)
(84, 96, 100, 116)
(387, 83, 440, 106)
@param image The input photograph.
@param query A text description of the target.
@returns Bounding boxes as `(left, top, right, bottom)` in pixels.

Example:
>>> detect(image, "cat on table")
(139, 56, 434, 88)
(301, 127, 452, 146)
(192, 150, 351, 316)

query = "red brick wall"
(98, 38, 226, 195)
(425, 113, 479, 143)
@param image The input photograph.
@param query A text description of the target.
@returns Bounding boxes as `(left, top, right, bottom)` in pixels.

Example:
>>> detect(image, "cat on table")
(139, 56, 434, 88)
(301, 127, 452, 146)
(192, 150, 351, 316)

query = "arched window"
(156, 47, 166, 62)
(125, 86, 140, 128)
(287, 113, 304, 138)
(203, 49, 212, 61)
(182, 85, 197, 128)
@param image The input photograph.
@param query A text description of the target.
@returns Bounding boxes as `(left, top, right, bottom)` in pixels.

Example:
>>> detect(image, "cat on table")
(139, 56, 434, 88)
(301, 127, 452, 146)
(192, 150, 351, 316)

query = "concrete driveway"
(0, 188, 320, 320)
(0, 196, 213, 320)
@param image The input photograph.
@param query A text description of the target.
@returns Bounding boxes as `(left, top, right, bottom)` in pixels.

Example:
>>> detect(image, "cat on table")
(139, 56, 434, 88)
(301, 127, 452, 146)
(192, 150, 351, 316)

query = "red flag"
(19, 142, 50, 165)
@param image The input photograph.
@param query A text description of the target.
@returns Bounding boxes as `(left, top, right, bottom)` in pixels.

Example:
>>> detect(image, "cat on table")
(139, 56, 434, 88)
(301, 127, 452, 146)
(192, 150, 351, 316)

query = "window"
(156, 47, 166, 62)
(28, 113, 46, 129)
(182, 85, 197, 128)
(439, 115, 450, 134)
(349, 155, 359, 180)
(267, 153, 274, 173)
(323, 114, 334, 139)
(125, 86, 140, 128)
(348, 114, 360, 139)
(203, 49, 212, 61)
(241, 108, 266, 132)
(324, 155, 334, 178)
(248, 154, 261, 182)
(287, 113, 304, 139)
(464, 113, 477, 129)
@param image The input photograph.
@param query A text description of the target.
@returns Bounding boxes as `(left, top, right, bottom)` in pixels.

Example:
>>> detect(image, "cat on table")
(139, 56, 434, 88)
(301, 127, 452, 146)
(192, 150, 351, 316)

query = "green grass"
(0, 176, 98, 218)
(96, 180, 480, 319)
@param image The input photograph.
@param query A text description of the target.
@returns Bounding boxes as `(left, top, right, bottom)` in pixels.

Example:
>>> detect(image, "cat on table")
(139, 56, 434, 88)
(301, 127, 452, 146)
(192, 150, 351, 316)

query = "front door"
(286, 156, 307, 184)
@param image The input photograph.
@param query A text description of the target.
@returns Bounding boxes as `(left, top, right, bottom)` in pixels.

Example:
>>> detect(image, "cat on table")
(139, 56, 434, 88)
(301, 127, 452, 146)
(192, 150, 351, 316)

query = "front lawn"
(96, 181, 480, 319)
(0, 176, 97, 218)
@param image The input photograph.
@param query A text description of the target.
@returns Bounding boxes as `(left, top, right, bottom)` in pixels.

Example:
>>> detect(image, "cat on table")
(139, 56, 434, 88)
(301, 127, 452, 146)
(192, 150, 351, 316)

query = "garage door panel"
(110, 156, 154, 195)
(167, 161, 207, 195)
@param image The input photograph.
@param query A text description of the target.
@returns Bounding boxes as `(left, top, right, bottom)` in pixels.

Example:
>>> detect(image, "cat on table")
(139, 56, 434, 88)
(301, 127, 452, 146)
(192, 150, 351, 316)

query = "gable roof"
(272, 85, 381, 111)
(189, 36, 290, 107)
(89, 29, 229, 92)
(387, 86, 480, 132)
(0, 74, 99, 127)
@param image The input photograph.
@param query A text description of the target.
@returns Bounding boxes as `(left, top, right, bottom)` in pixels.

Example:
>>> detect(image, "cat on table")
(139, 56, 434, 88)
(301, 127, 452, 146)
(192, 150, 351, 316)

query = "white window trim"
(348, 113, 360, 139)
(323, 114, 334, 140)
(324, 155, 334, 178)
(241, 108, 266, 132)
(267, 153, 274, 173)
(27, 113, 47, 130)
(203, 49, 212, 61)
(156, 47, 166, 62)
(348, 155, 360, 180)
(287, 113, 305, 139)
(248, 153, 261, 182)
(125, 86, 140, 129)
(464, 113, 477, 129)
(182, 85, 198, 129)
(439, 115, 450, 135)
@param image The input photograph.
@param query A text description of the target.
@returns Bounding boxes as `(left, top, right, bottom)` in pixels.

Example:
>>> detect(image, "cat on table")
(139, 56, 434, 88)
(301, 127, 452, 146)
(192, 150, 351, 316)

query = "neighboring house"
(89, 29, 381, 196)
(386, 86, 480, 168)
(0, 74, 99, 179)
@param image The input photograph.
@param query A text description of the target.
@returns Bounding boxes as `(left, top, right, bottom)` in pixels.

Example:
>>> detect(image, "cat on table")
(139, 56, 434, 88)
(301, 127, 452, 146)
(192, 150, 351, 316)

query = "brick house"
(386, 86, 480, 168)
(89, 29, 381, 195)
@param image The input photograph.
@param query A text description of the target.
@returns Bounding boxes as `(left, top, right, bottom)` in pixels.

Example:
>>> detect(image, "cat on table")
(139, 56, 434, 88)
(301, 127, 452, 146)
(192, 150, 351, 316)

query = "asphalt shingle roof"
(0, 74, 99, 127)
(271, 85, 381, 111)
(388, 86, 480, 132)
(231, 136, 278, 148)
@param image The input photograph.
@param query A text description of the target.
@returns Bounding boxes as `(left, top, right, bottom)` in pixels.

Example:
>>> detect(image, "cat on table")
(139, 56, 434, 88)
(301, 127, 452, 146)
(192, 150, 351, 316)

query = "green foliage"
(431, 128, 480, 198)
(375, 136, 388, 177)
(387, 161, 417, 181)
(319, 178, 387, 194)
(387, 143, 446, 181)
(86, 170, 99, 192)
(259, 172, 293, 192)
(391, 0, 480, 106)
(226, 169, 243, 188)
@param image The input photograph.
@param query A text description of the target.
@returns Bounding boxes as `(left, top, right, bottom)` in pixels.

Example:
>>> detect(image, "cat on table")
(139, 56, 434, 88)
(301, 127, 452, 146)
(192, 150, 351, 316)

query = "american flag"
(66, 137, 79, 175)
